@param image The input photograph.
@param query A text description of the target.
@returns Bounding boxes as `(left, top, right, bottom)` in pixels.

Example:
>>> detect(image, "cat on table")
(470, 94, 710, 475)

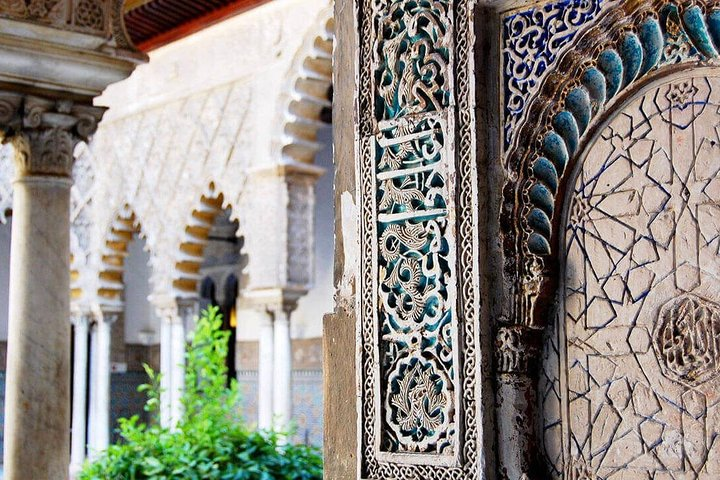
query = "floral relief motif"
(386, 356, 452, 452)
(501, 0, 611, 150)
(376, 116, 456, 456)
(0, 0, 108, 35)
(374, 0, 451, 122)
(359, 0, 478, 471)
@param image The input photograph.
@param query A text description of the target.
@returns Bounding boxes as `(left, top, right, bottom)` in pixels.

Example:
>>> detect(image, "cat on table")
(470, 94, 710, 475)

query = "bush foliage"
(80, 306, 323, 480)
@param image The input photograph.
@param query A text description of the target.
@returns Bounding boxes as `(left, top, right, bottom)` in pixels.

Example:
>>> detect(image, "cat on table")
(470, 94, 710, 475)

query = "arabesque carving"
(0, 0, 109, 35)
(503, 1, 720, 329)
(357, 0, 478, 474)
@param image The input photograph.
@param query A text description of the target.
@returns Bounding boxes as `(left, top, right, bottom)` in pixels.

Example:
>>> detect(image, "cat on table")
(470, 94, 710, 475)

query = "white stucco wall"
(85, 0, 332, 304)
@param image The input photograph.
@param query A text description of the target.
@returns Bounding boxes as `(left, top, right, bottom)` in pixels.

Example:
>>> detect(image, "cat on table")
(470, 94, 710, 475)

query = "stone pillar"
(272, 307, 293, 429)
(87, 321, 99, 454)
(1, 95, 104, 480)
(70, 310, 91, 475)
(159, 309, 173, 428)
(257, 309, 275, 430)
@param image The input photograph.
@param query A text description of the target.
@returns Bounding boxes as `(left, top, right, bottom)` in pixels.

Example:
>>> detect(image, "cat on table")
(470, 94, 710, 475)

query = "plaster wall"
(86, 0, 331, 299)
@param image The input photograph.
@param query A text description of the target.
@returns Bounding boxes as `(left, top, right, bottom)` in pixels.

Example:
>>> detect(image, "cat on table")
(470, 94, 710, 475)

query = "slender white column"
(169, 319, 186, 426)
(159, 315, 173, 428)
(87, 322, 99, 454)
(272, 308, 293, 428)
(93, 308, 118, 453)
(70, 312, 91, 475)
(257, 309, 275, 429)
(155, 296, 190, 429)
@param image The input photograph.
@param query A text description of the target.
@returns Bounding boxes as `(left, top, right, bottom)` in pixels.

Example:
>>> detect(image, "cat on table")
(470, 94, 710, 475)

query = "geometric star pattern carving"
(543, 76, 720, 480)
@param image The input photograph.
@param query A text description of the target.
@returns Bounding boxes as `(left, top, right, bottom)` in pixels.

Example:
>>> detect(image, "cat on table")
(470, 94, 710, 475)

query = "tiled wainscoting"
(237, 369, 324, 447)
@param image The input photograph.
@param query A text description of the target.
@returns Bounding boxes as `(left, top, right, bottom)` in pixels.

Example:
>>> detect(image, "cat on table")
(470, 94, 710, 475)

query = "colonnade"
(66, 295, 298, 472)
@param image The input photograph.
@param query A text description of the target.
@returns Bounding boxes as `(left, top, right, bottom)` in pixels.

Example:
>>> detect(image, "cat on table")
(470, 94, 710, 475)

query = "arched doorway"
(544, 73, 720, 478)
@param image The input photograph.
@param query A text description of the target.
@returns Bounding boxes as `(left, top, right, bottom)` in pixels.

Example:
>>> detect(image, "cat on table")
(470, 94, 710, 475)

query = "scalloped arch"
(96, 206, 146, 305)
(505, 0, 720, 325)
(170, 183, 236, 298)
(274, 8, 334, 165)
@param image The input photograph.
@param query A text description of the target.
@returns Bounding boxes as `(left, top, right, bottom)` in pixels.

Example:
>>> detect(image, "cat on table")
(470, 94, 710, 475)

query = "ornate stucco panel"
(495, 1, 720, 479)
(356, 0, 479, 475)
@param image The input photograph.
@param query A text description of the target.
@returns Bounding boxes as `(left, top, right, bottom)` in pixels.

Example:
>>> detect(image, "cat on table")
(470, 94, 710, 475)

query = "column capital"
(495, 324, 542, 375)
(241, 287, 304, 315)
(150, 293, 194, 325)
(91, 303, 121, 325)
(0, 92, 105, 178)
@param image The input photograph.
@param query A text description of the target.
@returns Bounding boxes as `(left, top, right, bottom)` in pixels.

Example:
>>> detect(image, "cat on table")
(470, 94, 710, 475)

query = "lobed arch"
(171, 183, 238, 298)
(274, 7, 334, 166)
(502, 0, 720, 328)
(96, 207, 146, 305)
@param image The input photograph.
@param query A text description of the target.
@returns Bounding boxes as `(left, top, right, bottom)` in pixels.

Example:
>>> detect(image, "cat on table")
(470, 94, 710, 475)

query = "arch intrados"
(172, 184, 239, 297)
(98, 207, 146, 303)
(276, 10, 334, 166)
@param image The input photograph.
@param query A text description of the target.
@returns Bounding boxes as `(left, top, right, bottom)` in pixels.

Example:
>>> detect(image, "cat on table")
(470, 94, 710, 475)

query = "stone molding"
(0, 92, 104, 178)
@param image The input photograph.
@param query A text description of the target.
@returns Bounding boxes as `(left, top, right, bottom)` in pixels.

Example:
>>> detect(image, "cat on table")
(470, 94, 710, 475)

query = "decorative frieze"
(0, 0, 110, 36)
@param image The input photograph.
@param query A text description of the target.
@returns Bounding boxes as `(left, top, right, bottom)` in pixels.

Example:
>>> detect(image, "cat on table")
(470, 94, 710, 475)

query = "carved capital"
(495, 325, 541, 375)
(91, 304, 121, 325)
(0, 93, 104, 178)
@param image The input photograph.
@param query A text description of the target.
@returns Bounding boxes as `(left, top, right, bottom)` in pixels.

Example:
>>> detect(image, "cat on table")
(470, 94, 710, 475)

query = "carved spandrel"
(543, 76, 720, 479)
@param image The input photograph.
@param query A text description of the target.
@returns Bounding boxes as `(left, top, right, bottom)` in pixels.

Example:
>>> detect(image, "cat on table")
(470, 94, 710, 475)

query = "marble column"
(272, 307, 293, 429)
(159, 312, 173, 428)
(90, 306, 119, 455)
(155, 296, 189, 429)
(70, 311, 91, 475)
(257, 309, 275, 429)
(87, 321, 99, 454)
(2, 96, 103, 480)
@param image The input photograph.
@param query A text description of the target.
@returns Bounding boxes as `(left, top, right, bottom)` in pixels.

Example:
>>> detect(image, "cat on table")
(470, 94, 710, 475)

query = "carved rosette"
(0, 93, 104, 179)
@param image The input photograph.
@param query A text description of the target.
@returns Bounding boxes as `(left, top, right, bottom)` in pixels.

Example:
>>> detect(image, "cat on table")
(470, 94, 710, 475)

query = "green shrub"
(80, 306, 323, 480)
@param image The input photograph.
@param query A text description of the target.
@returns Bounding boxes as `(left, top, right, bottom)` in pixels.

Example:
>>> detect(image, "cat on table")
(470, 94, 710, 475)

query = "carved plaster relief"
(357, 0, 478, 474)
(544, 75, 720, 479)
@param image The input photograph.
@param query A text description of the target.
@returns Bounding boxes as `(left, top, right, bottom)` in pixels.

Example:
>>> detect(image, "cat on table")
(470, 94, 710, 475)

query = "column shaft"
(272, 310, 292, 428)
(87, 323, 99, 453)
(4, 176, 72, 479)
(94, 314, 114, 453)
(169, 319, 185, 426)
(258, 311, 275, 429)
(160, 318, 172, 428)
(70, 315, 90, 473)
